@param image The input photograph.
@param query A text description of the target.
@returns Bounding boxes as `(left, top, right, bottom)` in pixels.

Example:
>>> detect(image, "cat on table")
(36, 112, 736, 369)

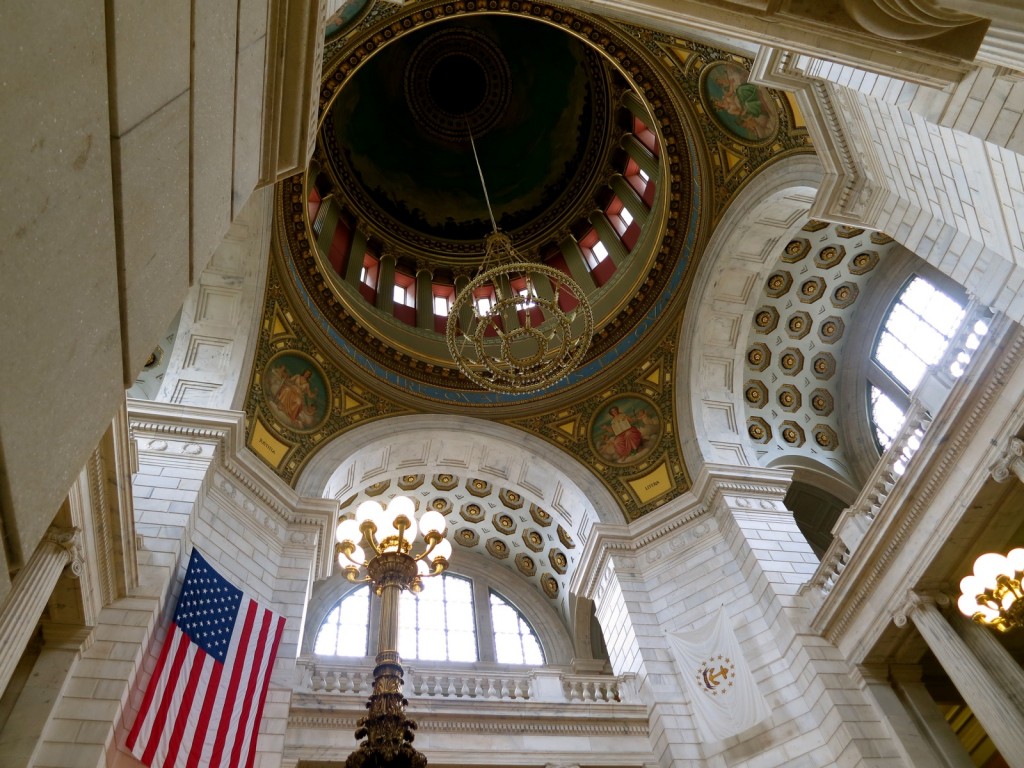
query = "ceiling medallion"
(446, 132, 594, 394)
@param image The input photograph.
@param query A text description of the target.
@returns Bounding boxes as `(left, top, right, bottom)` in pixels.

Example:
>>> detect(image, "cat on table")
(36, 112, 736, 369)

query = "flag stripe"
(141, 629, 192, 765)
(163, 645, 210, 767)
(208, 599, 259, 767)
(243, 614, 287, 768)
(229, 608, 273, 768)
(184, 652, 226, 768)
(150, 641, 205, 768)
(126, 622, 179, 751)
(241, 614, 286, 768)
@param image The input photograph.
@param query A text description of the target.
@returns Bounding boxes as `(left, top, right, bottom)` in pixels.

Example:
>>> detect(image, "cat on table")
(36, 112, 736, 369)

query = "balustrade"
(298, 658, 630, 705)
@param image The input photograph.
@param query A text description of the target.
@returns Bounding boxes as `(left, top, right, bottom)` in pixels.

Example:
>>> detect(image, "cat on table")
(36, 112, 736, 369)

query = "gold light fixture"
(958, 548, 1024, 632)
(336, 495, 452, 768)
(446, 129, 593, 394)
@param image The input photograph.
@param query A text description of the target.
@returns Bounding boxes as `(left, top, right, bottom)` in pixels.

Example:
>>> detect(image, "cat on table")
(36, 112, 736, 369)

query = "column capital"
(990, 436, 1024, 483)
(892, 590, 949, 627)
(41, 525, 84, 579)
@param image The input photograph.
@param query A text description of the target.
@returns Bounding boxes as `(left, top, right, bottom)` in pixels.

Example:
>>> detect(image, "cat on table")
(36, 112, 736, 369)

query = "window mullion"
(869, 361, 911, 410)
(474, 581, 496, 663)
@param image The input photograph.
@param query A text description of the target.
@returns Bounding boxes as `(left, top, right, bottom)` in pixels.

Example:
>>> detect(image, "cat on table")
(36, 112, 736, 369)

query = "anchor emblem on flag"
(695, 655, 736, 696)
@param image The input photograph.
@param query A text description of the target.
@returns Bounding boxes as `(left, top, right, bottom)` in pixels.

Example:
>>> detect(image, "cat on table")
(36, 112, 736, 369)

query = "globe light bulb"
(388, 496, 417, 541)
(346, 544, 366, 565)
(960, 574, 984, 599)
(336, 518, 362, 547)
(356, 500, 384, 525)
(417, 558, 430, 577)
(958, 592, 981, 617)
(419, 510, 446, 538)
(1007, 548, 1024, 574)
(973, 553, 1011, 586)
(388, 495, 415, 520)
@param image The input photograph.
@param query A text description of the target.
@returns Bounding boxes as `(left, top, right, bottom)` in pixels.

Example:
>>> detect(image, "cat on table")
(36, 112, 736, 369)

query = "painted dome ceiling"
(322, 15, 612, 260)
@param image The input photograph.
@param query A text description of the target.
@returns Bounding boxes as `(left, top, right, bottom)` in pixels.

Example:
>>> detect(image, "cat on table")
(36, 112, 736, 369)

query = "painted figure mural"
(591, 396, 662, 465)
(263, 354, 329, 431)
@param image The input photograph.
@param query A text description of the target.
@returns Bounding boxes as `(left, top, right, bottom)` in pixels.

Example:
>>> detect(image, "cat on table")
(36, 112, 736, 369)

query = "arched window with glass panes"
(313, 573, 546, 665)
(867, 275, 971, 451)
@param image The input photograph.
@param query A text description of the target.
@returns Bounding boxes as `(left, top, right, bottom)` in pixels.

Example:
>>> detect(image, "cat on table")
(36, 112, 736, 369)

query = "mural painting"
(590, 395, 662, 465)
(324, 0, 371, 38)
(263, 353, 330, 432)
(701, 60, 779, 143)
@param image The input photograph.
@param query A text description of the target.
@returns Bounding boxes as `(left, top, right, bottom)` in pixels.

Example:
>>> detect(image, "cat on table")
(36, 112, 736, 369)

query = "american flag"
(126, 549, 286, 768)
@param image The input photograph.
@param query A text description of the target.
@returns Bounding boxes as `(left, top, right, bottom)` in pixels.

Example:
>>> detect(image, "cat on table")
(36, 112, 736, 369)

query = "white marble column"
(900, 595, 1024, 766)
(860, 664, 961, 767)
(888, 664, 975, 768)
(952, 610, 1024, 714)
(0, 526, 82, 696)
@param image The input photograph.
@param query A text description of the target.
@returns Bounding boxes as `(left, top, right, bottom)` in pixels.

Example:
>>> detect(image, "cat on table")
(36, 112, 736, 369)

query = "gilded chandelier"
(445, 129, 593, 394)
(335, 496, 451, 768)
(958, 548, 1024, 632)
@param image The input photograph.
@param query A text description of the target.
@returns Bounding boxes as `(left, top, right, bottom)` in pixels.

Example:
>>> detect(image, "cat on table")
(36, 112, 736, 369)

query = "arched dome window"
(868, 275, 966, 450)
(490, 591, 544, 665)
(314, 584, 371, 657)
(399, 573, 477, 662)
(312, 573, 549, 665)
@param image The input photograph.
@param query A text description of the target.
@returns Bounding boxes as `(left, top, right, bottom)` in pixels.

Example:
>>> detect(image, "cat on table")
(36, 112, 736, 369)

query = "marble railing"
(804, 402, 930, 603)
(803, 302, 993, 608)
(296, 657, 633, 704)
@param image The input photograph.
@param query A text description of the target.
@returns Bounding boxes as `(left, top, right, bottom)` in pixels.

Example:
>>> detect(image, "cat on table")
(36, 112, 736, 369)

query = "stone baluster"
(0, 526, 82, 696)
(897, 593, 1024, 764)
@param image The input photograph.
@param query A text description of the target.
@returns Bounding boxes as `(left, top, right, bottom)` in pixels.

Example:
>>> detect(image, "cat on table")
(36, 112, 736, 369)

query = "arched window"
(398, 573, 477, 662)
(314, 584, 370, 657)
(868, 276, 965, 451)
(490, 591, 544, 665)
(311, 572, 553, 665)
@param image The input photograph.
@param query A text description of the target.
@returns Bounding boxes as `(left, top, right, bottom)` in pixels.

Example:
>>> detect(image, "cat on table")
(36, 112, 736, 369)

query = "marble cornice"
(127, 400, 338, 579)
(572, 464, 792, 598)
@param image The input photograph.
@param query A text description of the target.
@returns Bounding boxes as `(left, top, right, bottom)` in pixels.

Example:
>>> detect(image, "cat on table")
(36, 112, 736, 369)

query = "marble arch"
(293, 413, 624, 544)
(677, 155, 836, 476)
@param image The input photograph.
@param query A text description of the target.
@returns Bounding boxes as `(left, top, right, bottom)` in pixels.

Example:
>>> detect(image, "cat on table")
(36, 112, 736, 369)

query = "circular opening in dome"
(430, 54, 487, 115)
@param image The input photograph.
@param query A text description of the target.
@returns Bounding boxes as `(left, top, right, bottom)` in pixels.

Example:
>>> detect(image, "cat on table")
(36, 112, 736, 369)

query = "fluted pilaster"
(0, 526, 82, 696)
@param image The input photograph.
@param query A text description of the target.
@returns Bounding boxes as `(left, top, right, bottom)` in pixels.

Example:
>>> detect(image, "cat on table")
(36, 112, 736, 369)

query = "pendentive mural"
(700, 60, 779, 144)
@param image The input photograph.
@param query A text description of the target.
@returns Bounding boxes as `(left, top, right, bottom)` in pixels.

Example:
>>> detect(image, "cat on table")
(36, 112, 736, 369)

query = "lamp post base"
(345, 653, 427, 768)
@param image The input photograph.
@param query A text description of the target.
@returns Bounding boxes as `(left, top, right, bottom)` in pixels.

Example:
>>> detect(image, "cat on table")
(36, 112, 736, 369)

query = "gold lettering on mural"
(627, 462, 675, 505)
(249, 419, 290, 469)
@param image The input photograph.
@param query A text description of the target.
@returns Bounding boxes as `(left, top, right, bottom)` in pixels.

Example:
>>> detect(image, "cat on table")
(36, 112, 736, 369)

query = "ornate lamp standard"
(335, 496, 452, 768)
(958, 548, 1024, 631)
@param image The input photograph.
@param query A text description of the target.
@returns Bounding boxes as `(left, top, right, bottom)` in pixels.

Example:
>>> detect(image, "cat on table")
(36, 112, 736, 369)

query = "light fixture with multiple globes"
(335, 495, 451, 768)
(957, 548, 1024, 632)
